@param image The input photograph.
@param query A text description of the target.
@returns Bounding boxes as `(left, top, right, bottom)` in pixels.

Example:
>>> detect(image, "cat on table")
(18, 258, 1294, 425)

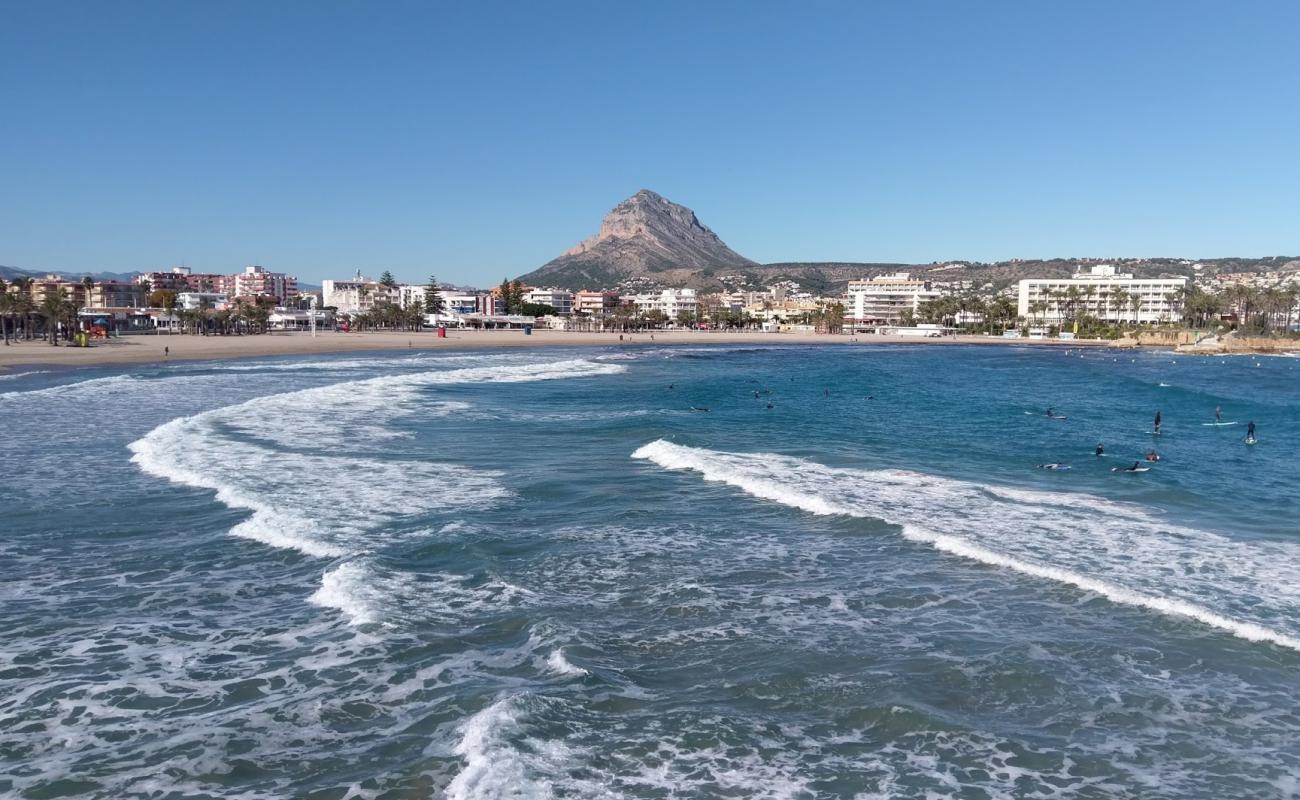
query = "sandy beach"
(0, 329, 1106, 372)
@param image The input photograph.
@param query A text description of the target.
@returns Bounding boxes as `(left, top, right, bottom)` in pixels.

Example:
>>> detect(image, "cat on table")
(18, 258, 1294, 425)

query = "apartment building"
(1017, 265, 1187, 324)
(844, 274, 941, 327)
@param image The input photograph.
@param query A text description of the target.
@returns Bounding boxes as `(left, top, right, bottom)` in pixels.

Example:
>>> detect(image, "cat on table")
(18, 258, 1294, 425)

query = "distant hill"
(519, 190, 756, 290)
(516, 191, 1298, 293)
(0, 265, 141, 283)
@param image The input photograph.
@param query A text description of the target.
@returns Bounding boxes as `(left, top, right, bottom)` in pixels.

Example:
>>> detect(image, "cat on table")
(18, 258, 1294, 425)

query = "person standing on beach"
(1154, 410, 1162, 435)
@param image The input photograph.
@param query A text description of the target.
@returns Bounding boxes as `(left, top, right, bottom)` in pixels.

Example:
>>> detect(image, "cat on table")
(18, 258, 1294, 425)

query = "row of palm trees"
(1023, 284, 1161, 328)
(165, 297, 276, 335)
(347, 300, 426, 332)
(913, 294, 1020, 333)
(0, 278, 83, 345)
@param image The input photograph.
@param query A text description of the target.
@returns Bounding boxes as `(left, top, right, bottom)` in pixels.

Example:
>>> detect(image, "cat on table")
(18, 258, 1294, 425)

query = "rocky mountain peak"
(524, 190, 755, 289)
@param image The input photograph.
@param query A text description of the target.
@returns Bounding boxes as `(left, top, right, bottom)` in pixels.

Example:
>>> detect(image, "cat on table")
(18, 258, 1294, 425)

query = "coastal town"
(1, 259, 1298, 350)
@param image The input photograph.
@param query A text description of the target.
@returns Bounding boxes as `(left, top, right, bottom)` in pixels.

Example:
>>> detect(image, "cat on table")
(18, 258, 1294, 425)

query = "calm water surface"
(1, 344, 1297, 799)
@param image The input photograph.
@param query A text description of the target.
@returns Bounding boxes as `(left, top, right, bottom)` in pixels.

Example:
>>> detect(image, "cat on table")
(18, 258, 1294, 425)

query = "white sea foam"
(309, 562, 384, 626)
(632, 440, 1300, 652)
(0, 369, 49, 381)
(545, 649, 589, 677)
(445, 696, 564, 800)
(0, 373, 140, 400)
(129, 358, 624, 559)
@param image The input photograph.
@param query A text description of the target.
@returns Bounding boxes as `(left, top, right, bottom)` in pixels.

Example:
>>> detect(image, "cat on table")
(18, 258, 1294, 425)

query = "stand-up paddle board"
(1202, 421, 1238, 426)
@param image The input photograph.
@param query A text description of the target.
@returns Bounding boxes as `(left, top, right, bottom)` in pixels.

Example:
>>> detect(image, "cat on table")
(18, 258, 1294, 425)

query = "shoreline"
(0, 329, 1108, 373)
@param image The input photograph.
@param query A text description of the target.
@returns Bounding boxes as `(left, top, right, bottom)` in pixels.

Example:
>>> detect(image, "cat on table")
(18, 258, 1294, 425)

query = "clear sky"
(3, 1, 1298, 286)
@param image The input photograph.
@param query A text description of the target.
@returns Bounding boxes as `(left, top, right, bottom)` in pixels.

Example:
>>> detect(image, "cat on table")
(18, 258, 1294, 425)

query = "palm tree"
(40, 288, 72, 345)
(1109, 287, 1131, 325)
(0, 280, 11, 345)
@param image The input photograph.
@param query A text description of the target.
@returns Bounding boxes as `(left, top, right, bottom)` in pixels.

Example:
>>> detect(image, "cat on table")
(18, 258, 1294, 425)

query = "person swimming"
(1037, 463, 1070, 470)
(1095, 443, 1105, 456)
(1154, 410, 1162, 434)
(1118, 461, 1143, 472)
(1145, 450, 1160, 462)
(1046, 407, 1055, 417)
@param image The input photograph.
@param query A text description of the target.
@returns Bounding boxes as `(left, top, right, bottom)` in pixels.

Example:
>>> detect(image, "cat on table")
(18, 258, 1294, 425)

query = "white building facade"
(176, 292, 229, 311)
(523, 288, 574, 315)
(844, 274, 941, 327)
(322, 277, 401, 314)
(631, 289, 699, 319)
(1017, 265, 1187, 324)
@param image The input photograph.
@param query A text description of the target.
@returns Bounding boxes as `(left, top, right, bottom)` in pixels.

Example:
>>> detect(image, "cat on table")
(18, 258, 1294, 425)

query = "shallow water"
(1, 344, 1297, 799)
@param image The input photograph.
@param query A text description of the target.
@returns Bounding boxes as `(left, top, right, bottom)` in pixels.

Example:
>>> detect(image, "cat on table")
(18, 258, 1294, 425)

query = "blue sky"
(3, 1, 1298, 286)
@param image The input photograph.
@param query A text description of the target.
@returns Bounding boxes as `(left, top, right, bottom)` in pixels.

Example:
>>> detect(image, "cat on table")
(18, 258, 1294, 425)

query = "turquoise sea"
(1, 343, 1298, 799)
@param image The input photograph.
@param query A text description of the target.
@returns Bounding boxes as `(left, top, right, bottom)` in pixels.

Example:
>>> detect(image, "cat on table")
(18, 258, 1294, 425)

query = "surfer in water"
(1118, 461, 1143, 473)
(1046, 407, 1055, 418)
(1246, 420, 1257, 442)
(1095, 443, 1105, 456)
(1215, 405, 1222, 422)
(1145, 450, 1160, 462)
(1154, 410, 1162, 435)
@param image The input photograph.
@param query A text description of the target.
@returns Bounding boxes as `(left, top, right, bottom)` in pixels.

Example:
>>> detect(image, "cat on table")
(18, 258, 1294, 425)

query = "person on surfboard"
(1154, 410, 1162, 435)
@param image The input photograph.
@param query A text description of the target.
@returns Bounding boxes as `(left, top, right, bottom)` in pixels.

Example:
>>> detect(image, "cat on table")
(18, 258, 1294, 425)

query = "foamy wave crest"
(0, 373, 140, 401)
(130, 415, 506, 558)
(445, 696, 581, 800)
(218, 358, 623, 448)
(0, 369, 50, 381)
(632, 440, 1300, 652)
(130, 358, 622, 559)
(545, 649, 589, 677)
(309, 562, 385, 625)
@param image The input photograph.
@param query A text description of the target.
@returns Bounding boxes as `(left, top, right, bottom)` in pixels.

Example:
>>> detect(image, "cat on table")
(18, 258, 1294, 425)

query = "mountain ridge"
(519, 190, 756, 289)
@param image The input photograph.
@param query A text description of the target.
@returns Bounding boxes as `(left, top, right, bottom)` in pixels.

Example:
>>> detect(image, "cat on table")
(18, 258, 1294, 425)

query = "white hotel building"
(844, 274, 940, 328)
(523, 288, 574, 315)
(631, 288, 699, 319)
(1017, 265, 1187, 325)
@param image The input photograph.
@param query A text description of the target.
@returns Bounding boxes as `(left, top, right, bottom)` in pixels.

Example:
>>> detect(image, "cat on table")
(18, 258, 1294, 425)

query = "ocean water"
(2, 344, 1298, 799)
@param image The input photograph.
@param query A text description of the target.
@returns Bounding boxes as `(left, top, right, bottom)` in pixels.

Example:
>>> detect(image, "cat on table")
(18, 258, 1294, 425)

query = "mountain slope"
(520, 190, 755, 289)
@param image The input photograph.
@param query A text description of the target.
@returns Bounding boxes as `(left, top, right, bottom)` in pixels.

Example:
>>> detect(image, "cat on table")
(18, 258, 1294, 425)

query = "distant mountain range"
(0, 265, 141, 283)
(519, 190, 1299, 293)
(0, 265, 323, 293)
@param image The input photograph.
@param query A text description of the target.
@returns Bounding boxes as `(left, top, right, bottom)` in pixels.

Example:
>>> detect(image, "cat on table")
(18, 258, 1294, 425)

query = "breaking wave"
(631, 440, 1300, 652)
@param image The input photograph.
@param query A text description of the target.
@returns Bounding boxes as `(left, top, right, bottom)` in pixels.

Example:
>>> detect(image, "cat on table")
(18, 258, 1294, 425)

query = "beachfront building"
(137, 265, 297, 303)
(21, 275, 146, 309)
(573, 290, 620, 316)
(321, 275, 401, 314)
(1017, 265, 1187, 325)
(523, 288, 574, 315)
(631, 288, 699, 319)
(137, 267, 226, 293)
(229, 265, 298, 304)
(268, 308, 335, 331)
(844, 273, 941, 328)
(177, 291, 230, 311)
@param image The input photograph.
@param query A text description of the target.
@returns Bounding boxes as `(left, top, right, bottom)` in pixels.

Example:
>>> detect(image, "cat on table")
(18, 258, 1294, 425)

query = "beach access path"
(0, 329, 1106, 371)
